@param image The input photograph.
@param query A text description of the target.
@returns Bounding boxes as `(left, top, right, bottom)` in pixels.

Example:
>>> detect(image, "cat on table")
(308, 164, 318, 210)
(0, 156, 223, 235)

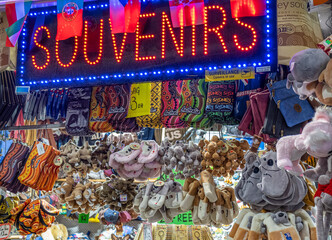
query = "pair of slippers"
(109, 141, 161, 180)
(180, 171, 239, 226)
(235, 151, 308, 212)
(133, 180, 184, 223)
(158, 138, 202, 179)
(229, 208, 316, 240)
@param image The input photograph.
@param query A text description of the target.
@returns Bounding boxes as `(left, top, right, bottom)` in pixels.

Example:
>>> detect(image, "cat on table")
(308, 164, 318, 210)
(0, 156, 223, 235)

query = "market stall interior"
(0, 0, 330, 239)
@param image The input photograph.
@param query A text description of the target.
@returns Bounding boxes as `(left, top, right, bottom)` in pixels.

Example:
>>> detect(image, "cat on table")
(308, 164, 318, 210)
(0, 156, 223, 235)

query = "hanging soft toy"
(277, 107, 332, 175)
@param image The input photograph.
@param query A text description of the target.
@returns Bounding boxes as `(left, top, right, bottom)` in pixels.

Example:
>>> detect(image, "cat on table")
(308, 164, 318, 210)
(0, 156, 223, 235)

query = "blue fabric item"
(0, 140, 13, 165)
(137, 128, 155, 140)
(104, 209, 119, 224)
(267, 79, 315, 127)
(46, 91, 53, 118)
(52, 92, 59, 120)
(234, 74, 266, 120)
(61, 90, 68, 118)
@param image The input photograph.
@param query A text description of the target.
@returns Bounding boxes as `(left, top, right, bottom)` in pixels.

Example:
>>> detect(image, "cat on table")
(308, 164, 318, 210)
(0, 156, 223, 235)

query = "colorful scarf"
(179, 79, 207, 123)
(136, 82, 163, 128)
(161, 80, 188, 128)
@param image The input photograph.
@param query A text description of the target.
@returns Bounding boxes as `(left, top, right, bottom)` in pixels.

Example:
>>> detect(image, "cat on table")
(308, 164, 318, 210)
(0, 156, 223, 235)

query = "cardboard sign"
(127, 83, 151, 118)
(205, 67, 255, 82)
(0, 224, 11, 239)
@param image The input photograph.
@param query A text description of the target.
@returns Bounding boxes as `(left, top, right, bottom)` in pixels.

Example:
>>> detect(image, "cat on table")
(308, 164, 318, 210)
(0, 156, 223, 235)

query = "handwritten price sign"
(126, 83, 151, 118)
(0, 224, 11, 239)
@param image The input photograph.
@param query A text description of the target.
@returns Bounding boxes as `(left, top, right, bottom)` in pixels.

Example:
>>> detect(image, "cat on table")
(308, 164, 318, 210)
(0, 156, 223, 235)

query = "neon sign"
(17, 0, 277, 89)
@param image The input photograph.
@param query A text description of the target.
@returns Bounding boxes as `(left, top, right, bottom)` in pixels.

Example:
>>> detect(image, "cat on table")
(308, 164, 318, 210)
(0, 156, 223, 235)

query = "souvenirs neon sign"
(17, 0, 277, 89)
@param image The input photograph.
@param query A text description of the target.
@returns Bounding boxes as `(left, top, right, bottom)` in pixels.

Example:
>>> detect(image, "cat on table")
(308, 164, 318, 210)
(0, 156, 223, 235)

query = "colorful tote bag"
(111, 118, 142, 132)
(179, 79, 208, 123)
(136, 82, 163, 128)
(161, 80, 188, 128)
(89, 86, 114, 132)
(205, 81, 239, 125)
(108, 84, 131, 125)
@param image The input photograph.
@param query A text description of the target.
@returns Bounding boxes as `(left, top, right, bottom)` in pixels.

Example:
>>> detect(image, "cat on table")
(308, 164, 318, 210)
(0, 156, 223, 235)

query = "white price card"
(0, 223, 11, 239)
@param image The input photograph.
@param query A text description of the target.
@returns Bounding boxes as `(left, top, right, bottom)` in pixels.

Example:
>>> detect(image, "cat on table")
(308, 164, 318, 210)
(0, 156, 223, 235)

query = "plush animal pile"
(54, 176, 102, 214)
(158, 138, 202, 179)
(199, 136, 250, 177)
(287, 48, 332, 105)
(97, 176, 137, 212)
(236, 151, 308, 212)
(180, 170, 239, 226)
(59, 140, 93, 178)
(109, 141, 161, 180)
(278, 107, 332, 240)
(133, 179, 184, 223)
(229, 208, 317, 240)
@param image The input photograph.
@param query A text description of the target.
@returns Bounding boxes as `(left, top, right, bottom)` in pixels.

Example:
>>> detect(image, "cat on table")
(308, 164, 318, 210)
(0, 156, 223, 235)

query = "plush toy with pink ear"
(277, 107, 332, 175)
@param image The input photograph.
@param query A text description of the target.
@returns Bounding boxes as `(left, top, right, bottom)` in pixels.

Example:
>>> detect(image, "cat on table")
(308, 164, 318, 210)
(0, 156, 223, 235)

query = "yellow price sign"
(205, 67, 255, 82)
(127, 83, 151, 118)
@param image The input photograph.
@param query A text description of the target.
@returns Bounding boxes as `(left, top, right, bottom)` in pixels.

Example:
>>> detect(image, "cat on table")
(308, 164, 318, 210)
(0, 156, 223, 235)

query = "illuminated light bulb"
(56, 36, 78, 68)
(32, 26, 51, 70)
(136, 13, 156, 61)
(204, 6, 228, 55)
(83, 19, 104, 65)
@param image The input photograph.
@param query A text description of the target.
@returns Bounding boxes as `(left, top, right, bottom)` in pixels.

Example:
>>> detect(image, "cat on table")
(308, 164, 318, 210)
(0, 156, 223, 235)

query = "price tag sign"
(0, 223, 11, 239)
(78, 213, 90, 223)
(126, 83, 151, 118)
(120, 194, 127, 202)
(53, 156, 63, 166)
(37, 142, 45, 155)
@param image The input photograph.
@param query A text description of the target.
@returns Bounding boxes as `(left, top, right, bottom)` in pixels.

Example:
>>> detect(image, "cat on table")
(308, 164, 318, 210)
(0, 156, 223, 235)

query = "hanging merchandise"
(89, 86, 114, 133)
(199, 136, 249, 177)
(235, 151, 308, 212)
(161, 80, 188, 128)
(230, 0, 267, 18)
(97, 176, 137, 211)
(66, 87, 93, 136)
(0, 71, 23, 130)
(0, 141, 30, 193)
(276, 108, 332, 176)
(179, 79, 208, 123)
(90, 135, 110, 170)
(133, 180, 184, 223)
(54, 176, 102, 214)
(0, 195, 19, 223)
(18, 141, 61, 191)
(159, 139, 202, 179)
(234, 75, 266, 120)
(179, 174, 239, 226)
(109, 140, 161, 180)
(239, 89, 277, 143)
(229, 208, 316, 240)
(205, 81, 239, 125)
(136, 82, 163, 128)
(9, 198, 59, 235)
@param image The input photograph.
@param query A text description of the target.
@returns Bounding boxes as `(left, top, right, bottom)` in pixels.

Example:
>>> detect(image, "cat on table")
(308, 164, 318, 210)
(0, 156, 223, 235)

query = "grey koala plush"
(287, 48, 330, 89)
(272, 212, 290, 226)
